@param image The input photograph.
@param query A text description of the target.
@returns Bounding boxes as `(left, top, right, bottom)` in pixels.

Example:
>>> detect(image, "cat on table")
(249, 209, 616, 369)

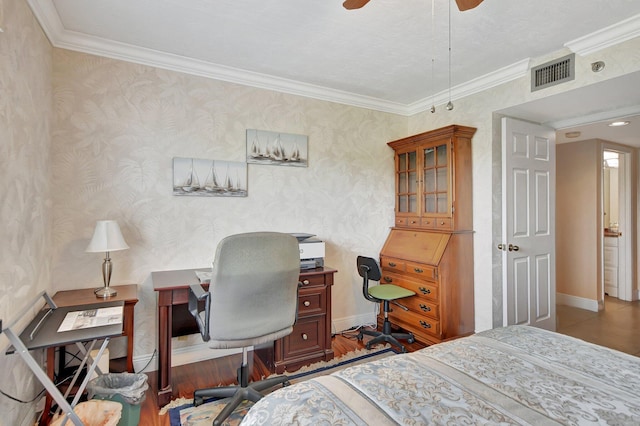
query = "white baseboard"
(332, 312, 377, 334)
(134, 311, 380, 373)
(133, 343, 241, 373)
(556, 293, 600, 312)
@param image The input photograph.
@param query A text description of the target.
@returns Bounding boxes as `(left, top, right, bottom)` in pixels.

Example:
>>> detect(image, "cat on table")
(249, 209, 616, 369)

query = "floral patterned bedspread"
(241, 326, 640, 425)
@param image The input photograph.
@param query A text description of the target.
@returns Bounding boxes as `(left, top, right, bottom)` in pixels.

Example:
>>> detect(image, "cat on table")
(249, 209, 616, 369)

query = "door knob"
(508, 244, 519, 252)
(497, 243, 505, 251)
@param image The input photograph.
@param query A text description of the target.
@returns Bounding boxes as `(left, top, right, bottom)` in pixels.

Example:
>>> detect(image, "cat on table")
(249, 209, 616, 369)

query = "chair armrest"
(188, 283, 211, 342)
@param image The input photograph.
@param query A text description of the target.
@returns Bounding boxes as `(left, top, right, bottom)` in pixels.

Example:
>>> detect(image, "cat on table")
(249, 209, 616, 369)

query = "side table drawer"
(299, 273, 327, 288)
(282, 316, 325, 359)
(298, 286, 326, 316)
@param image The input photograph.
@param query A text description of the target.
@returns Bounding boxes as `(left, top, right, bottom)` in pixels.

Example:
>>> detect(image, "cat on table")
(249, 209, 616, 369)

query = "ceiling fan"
(343, 0, 484, 11)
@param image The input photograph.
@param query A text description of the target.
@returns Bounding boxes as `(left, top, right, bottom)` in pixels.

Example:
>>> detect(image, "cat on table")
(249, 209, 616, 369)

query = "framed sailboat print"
(246, 129, 308, 167)
(172, 157, 248, 197)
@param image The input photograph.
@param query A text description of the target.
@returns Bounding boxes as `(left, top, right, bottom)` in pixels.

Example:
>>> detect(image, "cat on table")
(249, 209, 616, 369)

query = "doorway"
(602, 147, 633, 302)
(494, 73, 640, 328)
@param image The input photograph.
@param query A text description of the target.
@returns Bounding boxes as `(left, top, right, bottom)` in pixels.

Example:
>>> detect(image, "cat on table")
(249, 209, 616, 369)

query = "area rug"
(163, 345, 395, 426)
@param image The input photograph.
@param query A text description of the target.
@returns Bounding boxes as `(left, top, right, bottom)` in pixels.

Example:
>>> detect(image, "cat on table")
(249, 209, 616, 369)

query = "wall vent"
(531, 53, 575, 92)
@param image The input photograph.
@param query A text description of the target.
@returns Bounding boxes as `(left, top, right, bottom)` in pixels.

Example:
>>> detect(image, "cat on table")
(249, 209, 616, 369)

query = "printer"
(292, 233, 325, 270)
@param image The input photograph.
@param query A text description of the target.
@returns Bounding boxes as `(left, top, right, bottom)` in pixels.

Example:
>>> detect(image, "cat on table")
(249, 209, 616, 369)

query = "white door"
(501, 117, 556, 330)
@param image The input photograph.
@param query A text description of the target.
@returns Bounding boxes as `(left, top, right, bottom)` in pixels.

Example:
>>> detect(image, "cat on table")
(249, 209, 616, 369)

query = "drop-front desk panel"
(151, 267, 336, 407)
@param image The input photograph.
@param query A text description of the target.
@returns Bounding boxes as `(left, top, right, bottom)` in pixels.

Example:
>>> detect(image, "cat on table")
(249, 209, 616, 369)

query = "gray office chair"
(188, 232, 300, 426)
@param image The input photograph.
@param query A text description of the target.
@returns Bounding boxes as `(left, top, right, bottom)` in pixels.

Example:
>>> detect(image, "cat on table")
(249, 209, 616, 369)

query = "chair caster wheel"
(357, 332, 363, 341)
(400, 347, 407, 353)
(193, 396, 204, 407)
(283, 380, 291, 387)
(408, 337, 415, 344)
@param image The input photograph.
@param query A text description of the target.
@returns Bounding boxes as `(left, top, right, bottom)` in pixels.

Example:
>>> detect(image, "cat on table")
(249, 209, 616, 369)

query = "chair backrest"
(357, 256, 381, 303)
(357, 256, 381, 281)
(207, 232, 300, 345)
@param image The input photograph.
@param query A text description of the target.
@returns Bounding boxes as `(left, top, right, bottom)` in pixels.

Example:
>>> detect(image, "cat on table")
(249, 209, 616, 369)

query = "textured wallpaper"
(51, 49, 408, 361)
(4, 1, 640, 422)
(0, 0, 53, 424)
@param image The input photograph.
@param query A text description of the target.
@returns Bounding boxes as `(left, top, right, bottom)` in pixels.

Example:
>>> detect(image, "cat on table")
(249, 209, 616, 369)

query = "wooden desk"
(151, 267, 336, 407)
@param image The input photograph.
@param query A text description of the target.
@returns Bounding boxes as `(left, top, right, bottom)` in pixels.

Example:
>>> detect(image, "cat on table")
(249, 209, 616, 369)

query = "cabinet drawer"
(405, 261, 437, 281)
(297, 287, 326, 317)
(420, 217, 437, 229)
(406, 218, 421, 227)
(398, 297, 439, 320)
(435, 218, 452, 230)
(299, 274, 327, 287)
(381, 272, 439, 302)
(380, 256, 406, 274)
(388, 308, 441, 338)
(282, 316, 324, 358)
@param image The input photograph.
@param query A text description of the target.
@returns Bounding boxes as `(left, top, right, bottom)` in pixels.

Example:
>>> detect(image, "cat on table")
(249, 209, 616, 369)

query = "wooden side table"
(41, 284, 138, 424)
(51, 284, 138, 372)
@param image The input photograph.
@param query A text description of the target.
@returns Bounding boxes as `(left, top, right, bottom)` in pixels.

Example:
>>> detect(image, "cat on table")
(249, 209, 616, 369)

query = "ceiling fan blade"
(343, 0, 371, 10)
(455, 0, 484, 11)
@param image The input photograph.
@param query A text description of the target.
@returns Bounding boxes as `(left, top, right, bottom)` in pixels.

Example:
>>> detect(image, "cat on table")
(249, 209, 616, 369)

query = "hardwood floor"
(139, 331, 425, 426)
(133, 299, 640, 425)
(556, 295, 640, 356)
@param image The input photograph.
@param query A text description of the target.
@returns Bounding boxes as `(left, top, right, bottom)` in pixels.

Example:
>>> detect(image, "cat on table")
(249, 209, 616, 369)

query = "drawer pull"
(388, 262, 397, 267)
(384, 276, 392, 283)
(418, 287, 431, 295)
(302, 279, 310, 285)
(410, 220, 418, 224)
(419, 304, 431, 312)
(419, 320, 432, 329)
(303, 300, 311, 307)
(413, 267, 423, 273)
(301, 333, 308, 340)
(440, 221, 446, 225)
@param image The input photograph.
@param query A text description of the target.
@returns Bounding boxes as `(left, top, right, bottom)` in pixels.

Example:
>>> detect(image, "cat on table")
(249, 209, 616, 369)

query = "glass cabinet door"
(397, 151, 417, 213)
(422, 143, 449, 214)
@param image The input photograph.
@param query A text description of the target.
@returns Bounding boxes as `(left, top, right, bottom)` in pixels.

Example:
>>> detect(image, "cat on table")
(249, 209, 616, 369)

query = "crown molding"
(548, 104, 640, 130)
(28, 0, 639, 116)
(565, 13, 640, 56)
(405, 59, 530, 116)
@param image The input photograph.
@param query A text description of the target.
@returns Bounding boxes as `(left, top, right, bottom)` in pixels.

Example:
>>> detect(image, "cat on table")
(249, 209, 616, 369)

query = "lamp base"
(95, 286, 118, 298)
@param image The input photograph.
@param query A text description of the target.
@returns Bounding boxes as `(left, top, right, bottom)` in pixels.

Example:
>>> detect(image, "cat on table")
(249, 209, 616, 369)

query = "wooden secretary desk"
(380, 124, 476, 345)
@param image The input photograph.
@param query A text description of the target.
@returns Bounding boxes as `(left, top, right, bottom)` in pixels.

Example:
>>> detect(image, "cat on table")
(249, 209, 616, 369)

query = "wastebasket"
(87, 373, 149, 426)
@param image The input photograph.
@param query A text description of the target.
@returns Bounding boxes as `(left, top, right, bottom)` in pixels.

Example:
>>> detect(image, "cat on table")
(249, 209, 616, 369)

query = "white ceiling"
(28, 0, 640, 144)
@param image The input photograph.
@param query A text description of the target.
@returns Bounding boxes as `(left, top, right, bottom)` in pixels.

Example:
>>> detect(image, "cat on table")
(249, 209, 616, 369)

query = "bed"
(241, 325, 640, 425)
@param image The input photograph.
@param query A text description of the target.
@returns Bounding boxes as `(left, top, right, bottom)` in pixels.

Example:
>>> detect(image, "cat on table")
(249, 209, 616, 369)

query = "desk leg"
(41, 347, 55, 425)
(124, 302, 135, 373)
(157, 298, 173, 406)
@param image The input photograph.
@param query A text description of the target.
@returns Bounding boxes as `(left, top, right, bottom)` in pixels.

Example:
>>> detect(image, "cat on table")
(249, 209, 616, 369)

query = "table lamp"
(86, 220, 129, 298)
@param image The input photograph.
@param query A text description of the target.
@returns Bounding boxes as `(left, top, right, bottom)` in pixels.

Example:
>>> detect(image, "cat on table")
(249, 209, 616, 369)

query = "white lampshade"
(86, 220, 129, 253)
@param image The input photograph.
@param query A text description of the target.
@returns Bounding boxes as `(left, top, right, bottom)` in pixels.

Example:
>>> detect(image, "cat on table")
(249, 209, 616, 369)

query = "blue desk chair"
(188, 232, 300, 426)
(357, 256, 415, 353)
